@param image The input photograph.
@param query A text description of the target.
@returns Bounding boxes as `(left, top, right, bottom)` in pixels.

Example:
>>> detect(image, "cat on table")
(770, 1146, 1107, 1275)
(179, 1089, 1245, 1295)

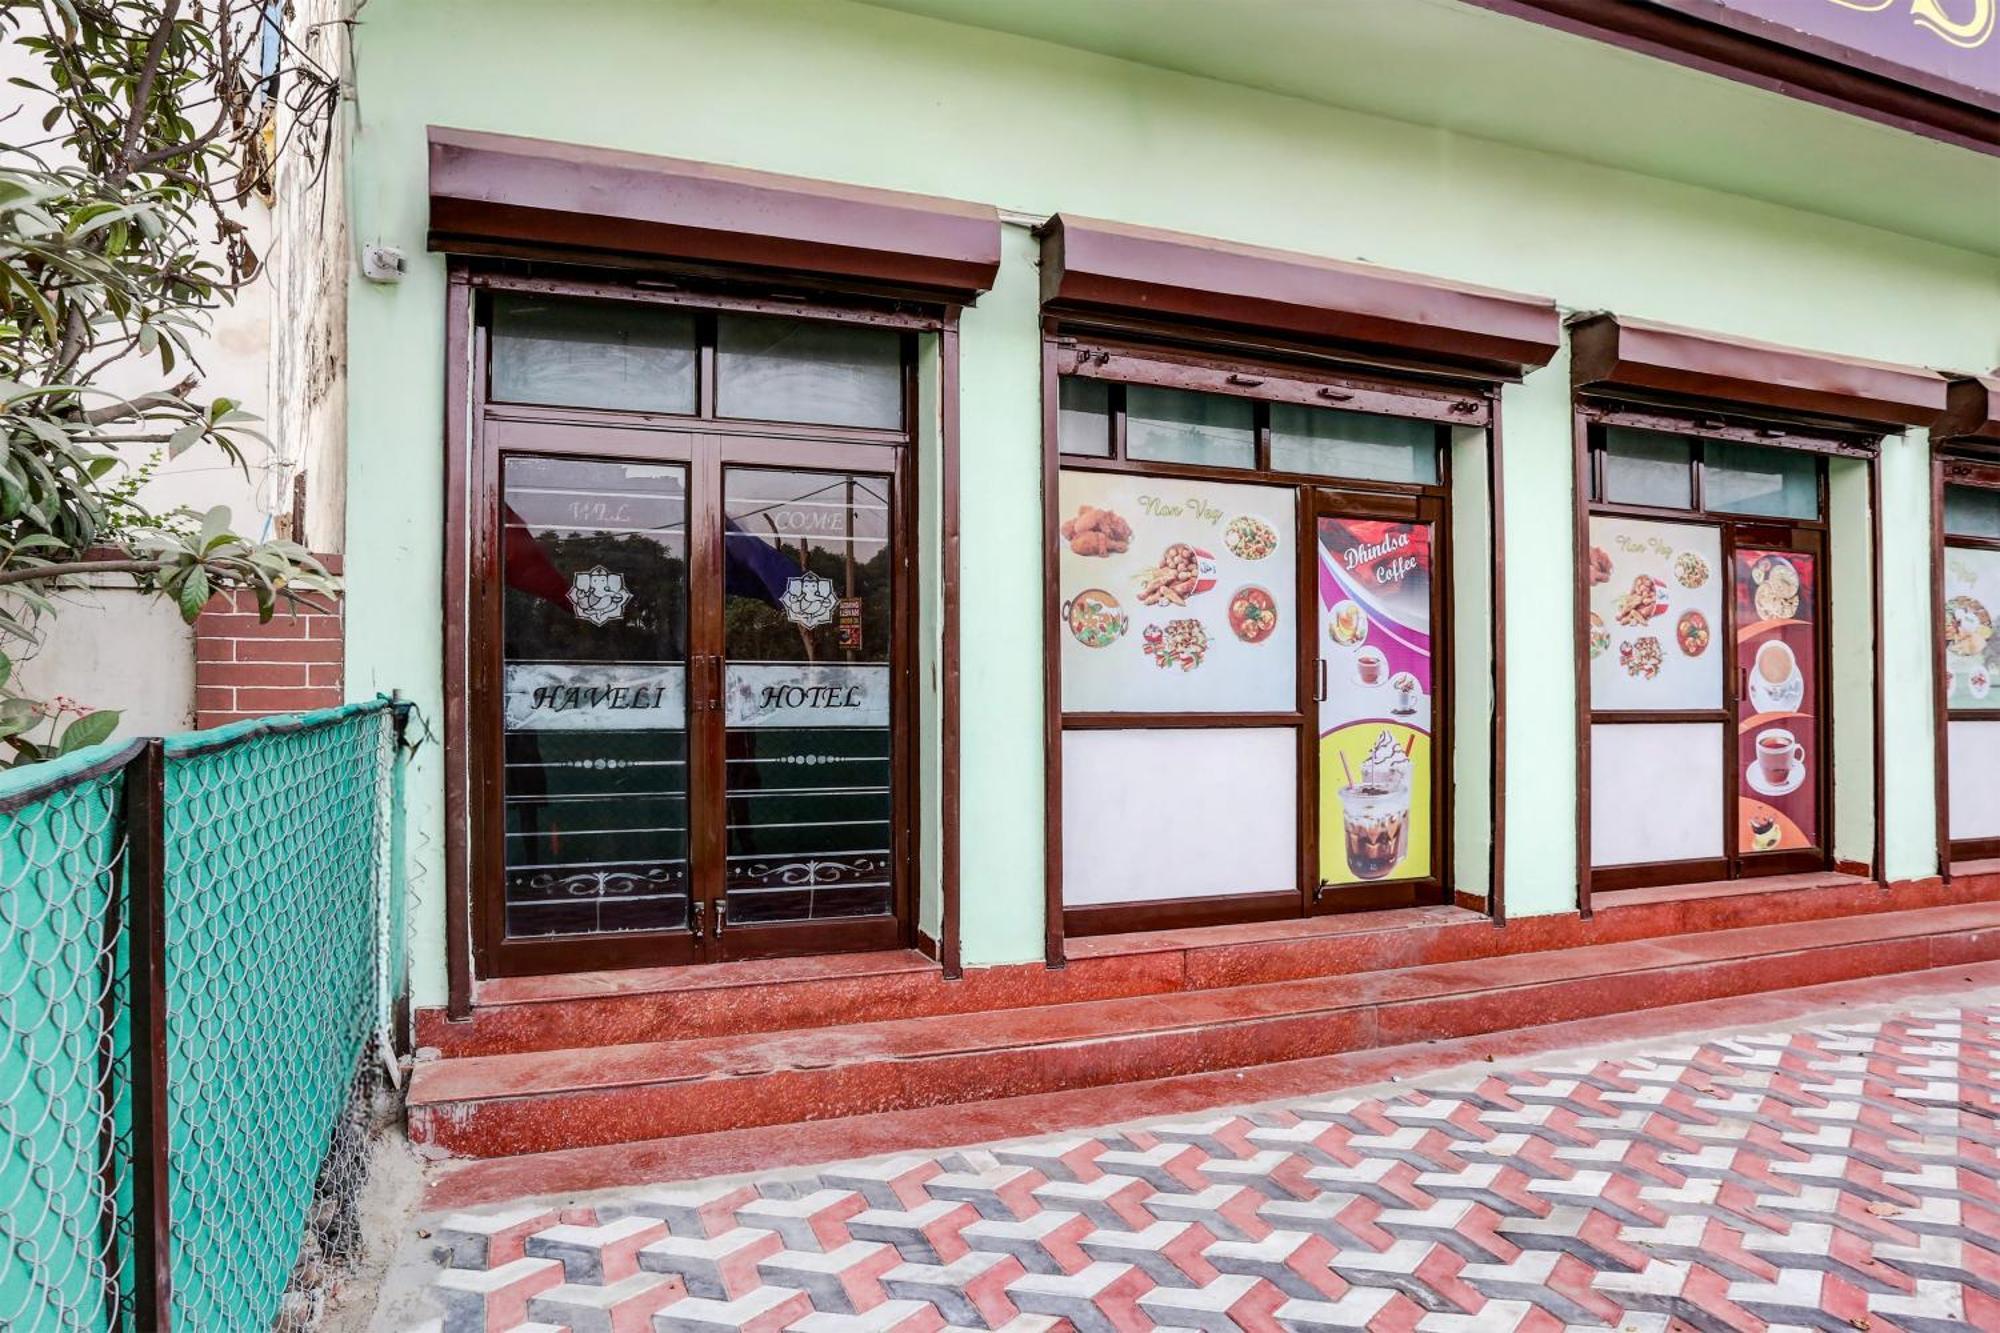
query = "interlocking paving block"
(433, 1256, 564, 1333)
(406, 1001, 2000, 1333)
(755, 1239, 900, 1315)
(621, 1183, 759, 1239)
(790, 1299, 948, 1332)
(433, 1206, 564, 1269)
(734, 1188, 868, 1253)
(960, 1209, 1093, 1276)
(1004, 1260, 1155, 1333)
(523, 1270, 684, 1333)
(649, 1283, 812, 1333)
(848, 1199, 980, 1265)
(523, 1215, 668, 1284)
(636, 1226, 781, 1299)
(881, 1250, 1025, 1329)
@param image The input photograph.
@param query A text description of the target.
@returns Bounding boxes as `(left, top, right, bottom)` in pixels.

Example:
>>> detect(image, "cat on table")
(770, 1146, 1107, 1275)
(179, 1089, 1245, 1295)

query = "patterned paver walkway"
(408, 1000, 2000, 1331)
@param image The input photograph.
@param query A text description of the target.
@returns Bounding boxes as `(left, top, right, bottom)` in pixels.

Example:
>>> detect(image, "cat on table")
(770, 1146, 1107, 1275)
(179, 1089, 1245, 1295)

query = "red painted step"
(419, 871, 1995, 1058)
(424, 956, 2000, 1208)
(406, 898, 2000, 1160)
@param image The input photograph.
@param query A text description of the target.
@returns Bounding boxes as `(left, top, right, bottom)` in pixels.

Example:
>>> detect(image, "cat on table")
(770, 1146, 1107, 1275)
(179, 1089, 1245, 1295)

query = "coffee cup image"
(1748, 640, 1804, 714)
(1754, 726, 1805, 786)
(1355, 647, 1388, 686)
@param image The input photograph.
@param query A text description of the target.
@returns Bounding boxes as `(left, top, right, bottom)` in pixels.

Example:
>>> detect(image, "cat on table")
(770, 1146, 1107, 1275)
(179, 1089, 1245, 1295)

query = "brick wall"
(193, 554, 344, 728)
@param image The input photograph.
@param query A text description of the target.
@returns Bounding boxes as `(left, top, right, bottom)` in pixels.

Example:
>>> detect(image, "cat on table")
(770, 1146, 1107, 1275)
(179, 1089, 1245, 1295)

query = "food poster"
(1943, 545, 2000, 710)
(1586, 516, 1724, 713)
(1057, 470, 1296, 714)
(1734, 548, 1818, 853)
(1317, 516, 1431, 886)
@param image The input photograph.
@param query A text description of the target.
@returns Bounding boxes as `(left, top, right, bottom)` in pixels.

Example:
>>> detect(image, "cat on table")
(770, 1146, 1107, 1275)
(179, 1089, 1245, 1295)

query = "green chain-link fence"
(0, 739, 142, 1333)
(0, 698, 411, 1333)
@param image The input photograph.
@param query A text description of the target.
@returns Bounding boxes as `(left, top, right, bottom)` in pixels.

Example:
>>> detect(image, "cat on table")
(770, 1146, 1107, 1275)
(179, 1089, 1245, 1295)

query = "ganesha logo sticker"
(780, 572, 838, 629)
(567, 565, 632, 627)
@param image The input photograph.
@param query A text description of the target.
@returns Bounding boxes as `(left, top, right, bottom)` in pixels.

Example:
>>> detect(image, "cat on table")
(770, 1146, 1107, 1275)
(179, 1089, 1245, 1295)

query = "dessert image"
(1615, 573, 1666, 628)
(1141, 618, 1209, 671)
(1138, 542, 1216, 606)
(1751, 555, 1801, 622)
(1330, 599, 1368, 647)
(1588, 612, 1609, 660)
(1586, 545, 1614, 587)
(1065, 588, 1127, 649)
(1620, 635, 1663, 680)
(1973, 667, 1992, 700)
(1674, 550, 1710, 589)
(1341, 730, 1413, 881)
(1060, 505, 1132, 557)
(1675, 609, 1710, 657)
(1224, 514, 1278, 561)
(1749, 811, 1780, 851)
(1227, 585, 1279, 644)
(1946, 595, 1993, 658)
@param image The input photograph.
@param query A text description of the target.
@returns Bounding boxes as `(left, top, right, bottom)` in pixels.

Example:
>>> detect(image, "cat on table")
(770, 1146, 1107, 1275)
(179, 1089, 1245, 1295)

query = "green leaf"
(56, 708, 118, 754)
(166, 421, 205, 457)
(176, 566, 210, 621)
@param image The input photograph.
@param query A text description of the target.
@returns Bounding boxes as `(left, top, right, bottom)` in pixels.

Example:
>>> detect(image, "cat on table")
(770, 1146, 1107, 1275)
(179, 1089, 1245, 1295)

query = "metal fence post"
(123, 737, 172, 1331)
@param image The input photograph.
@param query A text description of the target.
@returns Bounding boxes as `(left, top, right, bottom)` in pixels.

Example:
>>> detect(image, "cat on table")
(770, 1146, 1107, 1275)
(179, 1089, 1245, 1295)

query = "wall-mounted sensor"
(361, 244, 407, 283)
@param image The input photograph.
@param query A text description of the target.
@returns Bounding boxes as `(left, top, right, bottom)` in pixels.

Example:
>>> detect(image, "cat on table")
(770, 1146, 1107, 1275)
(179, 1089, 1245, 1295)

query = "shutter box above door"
(427, 127, 1002, 304)
(1569, 312, 1950, 432)
(1038, 214, 1561, 381)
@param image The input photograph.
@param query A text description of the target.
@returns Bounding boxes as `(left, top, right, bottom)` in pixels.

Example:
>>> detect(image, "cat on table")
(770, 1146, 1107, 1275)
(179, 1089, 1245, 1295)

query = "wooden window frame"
(1932, 453, 2000, 867)
(1575, 400, 1856, 899)
(444, 262, 951, 995)
(1042, 324, 1485, 944)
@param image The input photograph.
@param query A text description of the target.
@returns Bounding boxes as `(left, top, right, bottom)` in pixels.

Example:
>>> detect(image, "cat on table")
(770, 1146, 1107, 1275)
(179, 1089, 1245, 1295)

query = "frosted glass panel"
(1949, 720, 2000, 841)
(1591, 722, 1723, 867)
(1125, 386, 1255, 469)
(1270, 404, 1438, 484)
(1601, 428, 1692, 509)
(490, 295, 696, 414)
(1062, 728, 1295, 905)
(1705, 442, 1818, 519)
(1057, 376, 1112, 457)
(715, 315, 902, 429)
(1945, 486, 2000, 540)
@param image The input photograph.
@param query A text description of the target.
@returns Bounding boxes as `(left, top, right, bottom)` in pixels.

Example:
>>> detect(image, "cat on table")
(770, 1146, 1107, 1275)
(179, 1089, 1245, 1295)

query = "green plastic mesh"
(160, 703, 396, 1332)
(0, 743, 137, 1333)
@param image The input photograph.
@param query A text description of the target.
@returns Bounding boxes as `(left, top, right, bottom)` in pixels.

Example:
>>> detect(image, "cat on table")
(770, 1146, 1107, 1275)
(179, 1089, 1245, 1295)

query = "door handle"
(690, 899, 705, 942)
(1315, 658, 1328, 702)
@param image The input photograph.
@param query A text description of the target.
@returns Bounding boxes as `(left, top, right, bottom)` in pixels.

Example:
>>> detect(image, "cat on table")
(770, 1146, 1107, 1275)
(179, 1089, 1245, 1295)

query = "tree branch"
(0, 558, 168, 588)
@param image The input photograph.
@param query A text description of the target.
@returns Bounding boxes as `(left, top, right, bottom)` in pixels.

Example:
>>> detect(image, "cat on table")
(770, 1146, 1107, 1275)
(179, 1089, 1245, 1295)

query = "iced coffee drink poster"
(1317, 516, 1431, 887)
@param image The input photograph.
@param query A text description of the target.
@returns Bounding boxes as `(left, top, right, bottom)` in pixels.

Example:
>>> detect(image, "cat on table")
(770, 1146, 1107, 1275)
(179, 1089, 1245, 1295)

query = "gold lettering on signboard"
(1823, 0, 1995, 49)
(1911, 0, 1995, 47)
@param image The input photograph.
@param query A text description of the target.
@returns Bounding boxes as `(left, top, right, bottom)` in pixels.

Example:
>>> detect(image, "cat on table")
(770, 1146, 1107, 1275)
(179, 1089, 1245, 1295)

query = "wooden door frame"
(1306, 485, 1454, 914)
(441, 262, 953, 1004)
(1933, 454, 2000, 867)
(1575, 404, 1848, 900)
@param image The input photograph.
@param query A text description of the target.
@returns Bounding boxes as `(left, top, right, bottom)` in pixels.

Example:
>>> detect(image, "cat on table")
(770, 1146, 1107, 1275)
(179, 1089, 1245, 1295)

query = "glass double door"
(490, 423, 906, 968)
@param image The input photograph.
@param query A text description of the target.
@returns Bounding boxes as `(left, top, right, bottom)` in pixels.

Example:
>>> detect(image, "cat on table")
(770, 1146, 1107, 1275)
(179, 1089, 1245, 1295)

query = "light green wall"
(344, 0, 1999, 1003)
